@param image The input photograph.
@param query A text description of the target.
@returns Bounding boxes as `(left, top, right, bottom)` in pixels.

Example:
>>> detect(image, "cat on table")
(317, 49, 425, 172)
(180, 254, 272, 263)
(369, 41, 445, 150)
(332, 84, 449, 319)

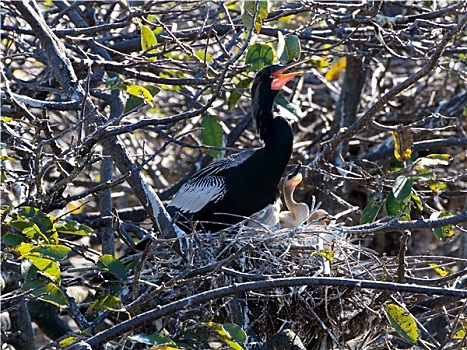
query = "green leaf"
(25, 255, 61, 283)
(276, 31, 286, 63)
(384, 304, 419, 343)
(223, 323, 247, 344)
(88, 294, 123, 312)
(228, 77, 252, 110)
(245, 43, 274, 71)
(201, 115, 225, 159)
(428, 181, 447, 194)
(453, 328, 466, 339)
(13, 242, 35, 256)
(309, 57, 330, 68)
(30, 244, 71, 260)
(414, 166, 435, 180)
(385, 191, 410, 221)
(385, 192, 400, 216)
(1, 232, 27, 246)
(242, 0, 269, 33)
(5, 220, 47, 242)
(206, 322, 245, 350)
(278, 34, 301, 63)
(98, 254, 127, 281)
(410, 193, 423, 212)
(14, 207, 57, 243)
(360, 199, 383, 224)
(274, 91, 302, 118)
(194, 50, 213, 63)
(55, 219, 93, 236)
(392, 176, 413, 202)
(21, 259, 38, 280)
(14, 242, 70, 262)
(431, 211, 455, 242)
(22, 280, 68, 307)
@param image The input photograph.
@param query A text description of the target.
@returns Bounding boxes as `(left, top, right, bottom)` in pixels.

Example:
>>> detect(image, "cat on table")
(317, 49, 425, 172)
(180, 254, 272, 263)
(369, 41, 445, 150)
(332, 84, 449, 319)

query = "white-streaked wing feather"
(168, 149, 255, 214)
(192, 149, 255, 179)
(168, 176, 226, 214)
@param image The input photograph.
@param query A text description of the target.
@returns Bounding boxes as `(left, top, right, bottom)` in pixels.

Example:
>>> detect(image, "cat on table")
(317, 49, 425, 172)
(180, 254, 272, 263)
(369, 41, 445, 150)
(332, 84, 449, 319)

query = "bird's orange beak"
(270, 60, 306, 91)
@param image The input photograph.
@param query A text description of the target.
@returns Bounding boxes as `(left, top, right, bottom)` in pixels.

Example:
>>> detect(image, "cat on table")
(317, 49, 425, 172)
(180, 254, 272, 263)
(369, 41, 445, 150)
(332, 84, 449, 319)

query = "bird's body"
(279, 165, 309, 228)
(279, 165, 331, 228)
(167, 63, 303, 232)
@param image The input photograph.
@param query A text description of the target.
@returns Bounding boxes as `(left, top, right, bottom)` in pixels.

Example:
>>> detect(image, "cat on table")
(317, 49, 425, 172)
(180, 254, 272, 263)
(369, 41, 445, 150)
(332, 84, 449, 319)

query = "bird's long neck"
(252, 90, 280, 145)
(252, 93, 294, 184)
(283, 182, 297, 212)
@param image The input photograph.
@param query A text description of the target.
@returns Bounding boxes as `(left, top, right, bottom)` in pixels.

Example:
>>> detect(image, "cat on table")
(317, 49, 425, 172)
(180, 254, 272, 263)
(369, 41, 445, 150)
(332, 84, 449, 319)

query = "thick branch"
(85, 276, 467, 348)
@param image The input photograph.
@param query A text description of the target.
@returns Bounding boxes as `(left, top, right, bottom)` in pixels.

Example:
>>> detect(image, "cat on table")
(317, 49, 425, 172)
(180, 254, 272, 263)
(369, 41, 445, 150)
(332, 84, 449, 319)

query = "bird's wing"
(168, 175, 226, 214)
(168, 149, 255, 214)
(191, 149, 255, 179)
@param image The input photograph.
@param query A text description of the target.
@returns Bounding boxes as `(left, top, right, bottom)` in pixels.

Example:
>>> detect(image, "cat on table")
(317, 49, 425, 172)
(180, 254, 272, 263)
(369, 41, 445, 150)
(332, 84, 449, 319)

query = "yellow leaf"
(430, 211, 455, 241)
(428, 263, 452, 277)
(325, 57, 346, 81)
(311, 250, 334, 262)
(453, 328, 466, 339)
(67, 201, 84, 215)
(391, 128, 413, 161)
(59, 335, 79, 347)
(140, 24, 158, 61)
(126, 85, 154, 105)
(384, 303, 419, 343)
(428, 182, 447, 193)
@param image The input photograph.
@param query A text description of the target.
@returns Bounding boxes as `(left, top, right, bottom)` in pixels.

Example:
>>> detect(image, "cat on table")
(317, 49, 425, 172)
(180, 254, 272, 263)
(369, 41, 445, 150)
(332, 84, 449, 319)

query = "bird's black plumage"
(167, 63, 303, 232)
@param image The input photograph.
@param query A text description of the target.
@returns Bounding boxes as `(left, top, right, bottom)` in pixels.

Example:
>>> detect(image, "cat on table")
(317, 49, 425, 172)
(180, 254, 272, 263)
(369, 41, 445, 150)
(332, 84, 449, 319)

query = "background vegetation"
(1, 1, 466, 349)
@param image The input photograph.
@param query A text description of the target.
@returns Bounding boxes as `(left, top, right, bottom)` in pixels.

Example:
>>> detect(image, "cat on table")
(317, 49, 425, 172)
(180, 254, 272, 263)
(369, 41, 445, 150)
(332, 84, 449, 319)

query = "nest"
(124, 220, 392, 348)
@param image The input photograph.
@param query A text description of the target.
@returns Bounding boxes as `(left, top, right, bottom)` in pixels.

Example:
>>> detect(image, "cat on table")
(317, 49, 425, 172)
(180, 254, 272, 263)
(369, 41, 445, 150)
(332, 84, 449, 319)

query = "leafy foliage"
(1, 1, 466, 349)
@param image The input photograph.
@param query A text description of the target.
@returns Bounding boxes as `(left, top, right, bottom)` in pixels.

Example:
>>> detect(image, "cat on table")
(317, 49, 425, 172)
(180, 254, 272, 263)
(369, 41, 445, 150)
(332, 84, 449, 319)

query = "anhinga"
(279, 164, 330, 228)
(167, 62, 304, 232)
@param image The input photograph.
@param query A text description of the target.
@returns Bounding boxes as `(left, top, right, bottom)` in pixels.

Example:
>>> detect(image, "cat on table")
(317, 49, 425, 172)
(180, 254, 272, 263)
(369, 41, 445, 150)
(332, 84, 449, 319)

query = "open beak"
(270, 59, 307, 90)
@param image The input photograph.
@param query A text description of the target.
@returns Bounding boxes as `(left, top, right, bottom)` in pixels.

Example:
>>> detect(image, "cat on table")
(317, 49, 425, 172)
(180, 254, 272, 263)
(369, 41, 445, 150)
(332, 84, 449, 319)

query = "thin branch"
(342, 210, 467, 235)
(310, 13, 467, 169)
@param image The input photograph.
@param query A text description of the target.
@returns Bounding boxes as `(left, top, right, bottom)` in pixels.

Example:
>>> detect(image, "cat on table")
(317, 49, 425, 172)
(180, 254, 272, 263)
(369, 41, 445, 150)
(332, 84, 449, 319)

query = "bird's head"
(284, 163, 303, 190)
(251, 61, 306, 98)
(251, 60, 306, 140)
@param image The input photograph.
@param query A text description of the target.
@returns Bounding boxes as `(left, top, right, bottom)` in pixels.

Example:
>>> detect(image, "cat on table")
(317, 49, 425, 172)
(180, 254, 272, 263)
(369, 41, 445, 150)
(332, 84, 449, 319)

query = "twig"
(397, 230, 410, 283)
(310, 13, 467, 169)
(343, 210, 467, 235)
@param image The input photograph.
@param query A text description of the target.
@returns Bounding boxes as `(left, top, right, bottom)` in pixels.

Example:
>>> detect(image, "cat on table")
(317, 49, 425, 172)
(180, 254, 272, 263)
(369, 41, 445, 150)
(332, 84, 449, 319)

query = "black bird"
(167, 62, 305, 232)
